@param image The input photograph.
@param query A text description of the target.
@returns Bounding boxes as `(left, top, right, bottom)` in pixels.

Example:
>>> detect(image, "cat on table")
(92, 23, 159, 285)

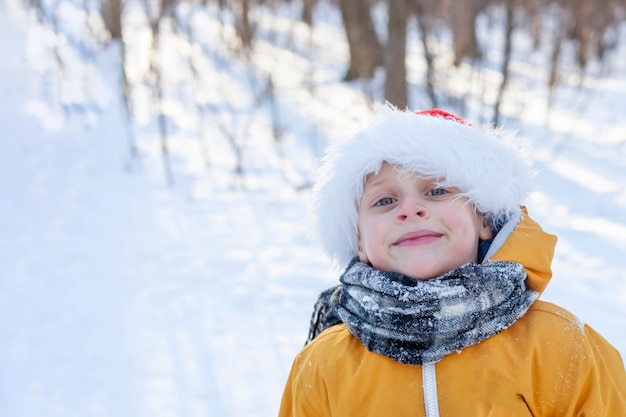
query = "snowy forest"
(2, 0, 626, 416)
(20, 0, 626, 185)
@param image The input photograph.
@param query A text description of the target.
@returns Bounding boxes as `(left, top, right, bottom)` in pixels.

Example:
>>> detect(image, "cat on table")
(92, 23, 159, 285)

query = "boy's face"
(357, 163, 493, 280)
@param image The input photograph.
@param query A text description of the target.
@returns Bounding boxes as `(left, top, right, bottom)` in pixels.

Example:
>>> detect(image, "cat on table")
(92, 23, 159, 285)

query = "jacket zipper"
(422, 362, 440, 417)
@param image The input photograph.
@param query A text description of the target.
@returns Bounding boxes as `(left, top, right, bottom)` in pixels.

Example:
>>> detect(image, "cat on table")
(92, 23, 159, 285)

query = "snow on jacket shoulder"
(278, 210, 626, 417)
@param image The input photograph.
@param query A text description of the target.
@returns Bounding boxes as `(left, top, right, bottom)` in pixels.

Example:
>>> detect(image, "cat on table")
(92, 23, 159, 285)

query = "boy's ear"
(480, 218, 494, 240)
(357, 236, 369, 264)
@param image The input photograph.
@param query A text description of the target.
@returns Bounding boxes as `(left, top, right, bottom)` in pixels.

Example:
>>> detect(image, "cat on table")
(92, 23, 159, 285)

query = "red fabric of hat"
(415, 108, 472, 126)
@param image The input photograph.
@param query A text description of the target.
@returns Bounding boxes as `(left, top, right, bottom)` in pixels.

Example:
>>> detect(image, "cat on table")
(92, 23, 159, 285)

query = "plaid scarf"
(307, 259, 537, 365)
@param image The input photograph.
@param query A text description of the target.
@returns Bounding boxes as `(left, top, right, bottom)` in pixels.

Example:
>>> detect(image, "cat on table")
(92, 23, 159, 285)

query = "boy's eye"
(427, 188, 448, 197)
(375, 197, 396, 206)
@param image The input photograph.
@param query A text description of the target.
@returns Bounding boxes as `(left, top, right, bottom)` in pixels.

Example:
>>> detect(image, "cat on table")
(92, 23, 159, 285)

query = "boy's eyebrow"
(363, 175, 391, 192)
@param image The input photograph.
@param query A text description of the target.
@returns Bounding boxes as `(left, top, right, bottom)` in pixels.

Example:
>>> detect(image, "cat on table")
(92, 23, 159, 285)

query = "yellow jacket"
(279, 211, 626, 416)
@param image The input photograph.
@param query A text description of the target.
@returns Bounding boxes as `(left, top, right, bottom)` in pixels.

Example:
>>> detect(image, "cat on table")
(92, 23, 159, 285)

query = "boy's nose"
(396, 200, 428, 222)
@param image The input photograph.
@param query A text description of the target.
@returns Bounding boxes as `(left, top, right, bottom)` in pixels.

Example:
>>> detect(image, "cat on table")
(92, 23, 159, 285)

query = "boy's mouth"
(393, 230, 442, 246)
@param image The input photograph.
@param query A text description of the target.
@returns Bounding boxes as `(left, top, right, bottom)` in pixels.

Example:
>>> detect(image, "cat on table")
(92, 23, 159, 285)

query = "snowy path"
(0, 66, 332, 417)
(0, 78, 332, 417)
(0, 10, 333, 417)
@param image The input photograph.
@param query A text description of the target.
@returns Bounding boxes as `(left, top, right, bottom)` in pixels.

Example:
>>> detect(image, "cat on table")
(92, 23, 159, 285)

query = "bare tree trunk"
(493, 0, 515, 127)
(101, 0, 123, 41)
(547, 17, 564, 110)
(153, 44, 175, 186)
(119, 41, 139, 165)
(102, 0, 138, 163)
(450, 0, 483, 66)
(235, 0, 254, 50)
(412, 0, 438, 108)
(384, 0, 409, 107)
(569, 0, 593, 68)
(301, 0, 317, 26)
(338, 0, 383, 81)
(147, 18, 175, 186)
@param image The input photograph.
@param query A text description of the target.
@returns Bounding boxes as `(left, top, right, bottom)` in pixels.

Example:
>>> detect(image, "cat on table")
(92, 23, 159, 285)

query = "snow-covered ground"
(1, 2, 625, 417)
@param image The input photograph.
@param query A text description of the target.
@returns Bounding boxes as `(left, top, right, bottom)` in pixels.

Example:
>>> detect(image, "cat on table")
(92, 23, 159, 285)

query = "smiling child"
(278, 105, 626, 416)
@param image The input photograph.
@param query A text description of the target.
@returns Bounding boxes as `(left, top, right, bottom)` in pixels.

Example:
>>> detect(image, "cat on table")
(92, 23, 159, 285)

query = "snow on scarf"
(307, 259, 538, 365)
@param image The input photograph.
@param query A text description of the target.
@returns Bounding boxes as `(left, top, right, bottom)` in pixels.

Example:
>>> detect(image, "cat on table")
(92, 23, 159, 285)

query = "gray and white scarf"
(308, 259, 538, 365)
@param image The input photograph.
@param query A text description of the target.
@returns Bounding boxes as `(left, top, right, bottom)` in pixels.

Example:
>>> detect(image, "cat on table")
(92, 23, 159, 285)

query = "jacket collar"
(485, 207, 557, 295)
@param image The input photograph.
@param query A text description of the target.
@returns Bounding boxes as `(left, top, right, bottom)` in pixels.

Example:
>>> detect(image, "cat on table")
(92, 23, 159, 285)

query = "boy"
(278, 106, 626, 416)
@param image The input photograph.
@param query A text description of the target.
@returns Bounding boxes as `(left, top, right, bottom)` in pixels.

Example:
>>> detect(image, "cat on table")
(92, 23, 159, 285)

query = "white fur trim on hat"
(307, 104, 533, 268)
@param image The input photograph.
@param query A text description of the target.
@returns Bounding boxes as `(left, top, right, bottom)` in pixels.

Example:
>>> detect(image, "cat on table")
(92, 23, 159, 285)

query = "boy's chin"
(367, 255, 463, 280)
(391, 262, 457, 281)
(386, 265, 443, 281)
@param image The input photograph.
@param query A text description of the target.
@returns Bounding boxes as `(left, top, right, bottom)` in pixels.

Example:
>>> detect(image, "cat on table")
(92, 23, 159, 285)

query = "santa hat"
(308, 104, 533, 267)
